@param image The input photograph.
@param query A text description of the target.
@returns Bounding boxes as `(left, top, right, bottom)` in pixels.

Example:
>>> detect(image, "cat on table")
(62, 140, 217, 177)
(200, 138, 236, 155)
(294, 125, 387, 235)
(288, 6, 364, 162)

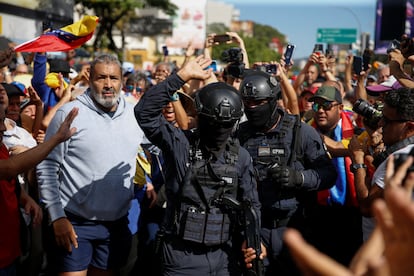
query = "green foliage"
(253, 23, 284, 43)
(75, 0, 177, 56)
(143, 0, 177, 16)
(207, 23, 229, 35)
(244, 36, 280, 63)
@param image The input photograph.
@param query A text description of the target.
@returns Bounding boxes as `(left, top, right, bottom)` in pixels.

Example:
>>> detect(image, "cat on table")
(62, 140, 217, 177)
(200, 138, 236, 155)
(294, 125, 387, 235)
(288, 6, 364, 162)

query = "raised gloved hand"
(268, 165, 304, 190)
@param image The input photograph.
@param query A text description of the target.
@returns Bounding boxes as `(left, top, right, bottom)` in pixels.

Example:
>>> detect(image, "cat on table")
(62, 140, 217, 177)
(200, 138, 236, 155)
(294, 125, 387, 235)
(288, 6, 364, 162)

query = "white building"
(206, 0, 240, 28)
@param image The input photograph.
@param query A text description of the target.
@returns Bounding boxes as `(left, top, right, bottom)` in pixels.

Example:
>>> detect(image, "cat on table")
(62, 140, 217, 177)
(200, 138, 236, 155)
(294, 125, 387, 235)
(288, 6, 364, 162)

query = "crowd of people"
(2, 27, 414, 276)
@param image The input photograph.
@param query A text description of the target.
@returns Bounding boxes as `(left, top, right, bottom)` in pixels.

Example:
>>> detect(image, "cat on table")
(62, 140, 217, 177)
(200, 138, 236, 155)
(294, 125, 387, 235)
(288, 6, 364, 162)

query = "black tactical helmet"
(239, 70, 280, 100)
(195, 82, 244, 124)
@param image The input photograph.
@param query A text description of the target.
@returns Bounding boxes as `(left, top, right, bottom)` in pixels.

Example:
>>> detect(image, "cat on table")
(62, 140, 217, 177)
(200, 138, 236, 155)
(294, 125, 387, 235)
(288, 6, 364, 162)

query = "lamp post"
(335, 6, 363, 53)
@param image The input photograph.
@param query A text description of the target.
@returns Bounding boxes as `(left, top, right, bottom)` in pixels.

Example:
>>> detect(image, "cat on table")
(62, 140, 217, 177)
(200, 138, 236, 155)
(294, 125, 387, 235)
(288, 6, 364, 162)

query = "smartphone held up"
(313, 44, 324, 56)
(162, 45, 169, 57)
(213, 34, 231, 43)
(206, 60, 218, 72)
(352, 49, 372, 75)
(352, 56, 363, 75)
(284, 44, 295, 66)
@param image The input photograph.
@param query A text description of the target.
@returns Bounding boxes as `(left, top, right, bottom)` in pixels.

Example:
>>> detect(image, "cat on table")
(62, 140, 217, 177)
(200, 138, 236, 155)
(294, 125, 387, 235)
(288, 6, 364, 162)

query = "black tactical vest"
(242, 114, 302, 207)
(176, 139, 239, 246)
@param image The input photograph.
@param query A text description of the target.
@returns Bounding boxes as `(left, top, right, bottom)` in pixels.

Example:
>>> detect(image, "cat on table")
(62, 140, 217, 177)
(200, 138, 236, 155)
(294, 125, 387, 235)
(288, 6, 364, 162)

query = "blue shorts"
(50, 212, 132, 272)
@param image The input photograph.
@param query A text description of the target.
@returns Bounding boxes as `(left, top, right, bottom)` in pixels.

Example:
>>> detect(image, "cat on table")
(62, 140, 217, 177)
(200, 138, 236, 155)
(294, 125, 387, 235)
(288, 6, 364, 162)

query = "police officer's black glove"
(268, 165, 304, 190)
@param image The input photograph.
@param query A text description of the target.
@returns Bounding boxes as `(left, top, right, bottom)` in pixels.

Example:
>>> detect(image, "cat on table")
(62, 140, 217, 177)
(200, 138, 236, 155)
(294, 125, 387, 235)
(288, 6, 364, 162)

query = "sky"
(218, 0, 377, 58)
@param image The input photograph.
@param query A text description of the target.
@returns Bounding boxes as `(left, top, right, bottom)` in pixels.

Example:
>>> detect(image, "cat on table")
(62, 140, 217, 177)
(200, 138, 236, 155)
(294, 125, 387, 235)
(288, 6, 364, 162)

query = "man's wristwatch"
(350, 163, 367, 173)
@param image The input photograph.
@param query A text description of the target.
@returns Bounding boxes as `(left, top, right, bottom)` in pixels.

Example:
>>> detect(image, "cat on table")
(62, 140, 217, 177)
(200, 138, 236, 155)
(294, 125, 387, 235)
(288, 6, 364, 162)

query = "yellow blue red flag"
(14, 15, 99, 52)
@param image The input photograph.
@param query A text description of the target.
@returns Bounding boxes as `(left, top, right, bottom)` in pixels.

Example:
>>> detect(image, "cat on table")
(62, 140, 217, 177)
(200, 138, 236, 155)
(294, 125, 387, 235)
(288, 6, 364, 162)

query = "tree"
(207, 23, 229, 35)
(75, 0, 177, 59)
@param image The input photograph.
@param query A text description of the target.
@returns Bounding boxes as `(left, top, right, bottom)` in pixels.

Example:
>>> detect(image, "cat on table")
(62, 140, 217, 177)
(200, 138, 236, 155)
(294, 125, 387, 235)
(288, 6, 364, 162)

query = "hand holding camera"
(388, 48, 406, 71)
(352, 99, 383, 130)
(387, 39, 401, 54)
(400, 34, 414, 59)
(385, 36, 414, 64)
(221, 48, 245, 78)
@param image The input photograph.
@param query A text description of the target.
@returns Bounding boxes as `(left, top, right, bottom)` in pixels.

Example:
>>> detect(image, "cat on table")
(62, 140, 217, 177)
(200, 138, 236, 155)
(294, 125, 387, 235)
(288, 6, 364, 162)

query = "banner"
(374, 0, 414, 54)
(166, 0, 207, 50)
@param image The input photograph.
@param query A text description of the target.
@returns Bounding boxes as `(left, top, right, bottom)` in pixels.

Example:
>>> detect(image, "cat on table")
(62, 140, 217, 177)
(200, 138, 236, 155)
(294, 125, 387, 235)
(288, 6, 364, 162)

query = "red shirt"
(0, 144, 20, 268)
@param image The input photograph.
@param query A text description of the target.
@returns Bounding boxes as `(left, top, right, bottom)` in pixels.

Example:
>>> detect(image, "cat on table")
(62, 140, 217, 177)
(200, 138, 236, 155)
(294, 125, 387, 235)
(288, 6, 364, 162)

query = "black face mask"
(198, 116, 234, 152)
(245, 100, 278, 131)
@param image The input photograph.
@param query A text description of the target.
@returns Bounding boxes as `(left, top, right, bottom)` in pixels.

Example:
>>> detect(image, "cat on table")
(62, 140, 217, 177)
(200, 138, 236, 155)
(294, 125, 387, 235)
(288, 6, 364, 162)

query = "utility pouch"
(181, 208, 207, 243)
(204, 212, 230, 246)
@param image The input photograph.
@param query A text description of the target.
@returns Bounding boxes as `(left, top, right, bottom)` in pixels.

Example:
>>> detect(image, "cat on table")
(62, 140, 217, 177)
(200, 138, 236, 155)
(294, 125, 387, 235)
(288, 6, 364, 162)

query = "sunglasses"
(125, 85, 134, 92)
(124, 85, 143, 93)
(312, 102, 341, 112)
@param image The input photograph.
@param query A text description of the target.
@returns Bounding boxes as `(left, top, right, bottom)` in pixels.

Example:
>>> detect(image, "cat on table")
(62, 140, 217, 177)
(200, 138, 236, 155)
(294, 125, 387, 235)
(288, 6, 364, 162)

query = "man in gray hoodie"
(37, 54, 144, 276)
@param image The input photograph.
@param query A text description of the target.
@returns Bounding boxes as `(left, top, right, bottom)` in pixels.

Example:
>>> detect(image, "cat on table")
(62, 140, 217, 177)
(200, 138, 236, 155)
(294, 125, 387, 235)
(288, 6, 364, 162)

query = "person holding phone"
(292, 51, 321, 96)
(213, 32, 250, 91)
(293, 47, 336, 97)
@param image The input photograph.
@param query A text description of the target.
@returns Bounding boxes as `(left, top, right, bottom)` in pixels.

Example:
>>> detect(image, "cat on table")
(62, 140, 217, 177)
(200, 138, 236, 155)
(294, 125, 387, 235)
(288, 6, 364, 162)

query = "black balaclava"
(197, 115, 234, 152)
(245, 98, 279, 131)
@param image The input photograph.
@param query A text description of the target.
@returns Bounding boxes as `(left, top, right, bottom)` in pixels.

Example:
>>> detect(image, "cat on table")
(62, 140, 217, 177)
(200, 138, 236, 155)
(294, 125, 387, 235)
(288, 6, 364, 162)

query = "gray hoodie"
(37, 90, 144, 222)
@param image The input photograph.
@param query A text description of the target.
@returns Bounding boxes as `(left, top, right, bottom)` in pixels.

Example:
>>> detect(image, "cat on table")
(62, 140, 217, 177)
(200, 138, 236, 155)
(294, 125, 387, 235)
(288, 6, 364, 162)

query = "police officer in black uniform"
(237, 70, 337, 275)
(135, 56, 263, 276)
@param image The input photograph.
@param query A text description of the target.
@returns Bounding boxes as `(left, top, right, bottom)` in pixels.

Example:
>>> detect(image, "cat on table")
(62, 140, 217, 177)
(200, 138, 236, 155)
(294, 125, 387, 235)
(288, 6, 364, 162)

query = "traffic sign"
(316, 28, 357, 44)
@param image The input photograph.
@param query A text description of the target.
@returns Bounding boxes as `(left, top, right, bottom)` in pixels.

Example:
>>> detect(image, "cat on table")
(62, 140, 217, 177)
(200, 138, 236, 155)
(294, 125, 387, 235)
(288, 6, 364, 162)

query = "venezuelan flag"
(14, 15, 99, 52)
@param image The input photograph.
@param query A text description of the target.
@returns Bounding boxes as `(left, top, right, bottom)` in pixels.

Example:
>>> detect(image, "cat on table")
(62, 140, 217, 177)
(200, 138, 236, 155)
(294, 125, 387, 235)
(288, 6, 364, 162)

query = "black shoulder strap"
(287, 114, 302, 166)
(373, 135, 414, 168)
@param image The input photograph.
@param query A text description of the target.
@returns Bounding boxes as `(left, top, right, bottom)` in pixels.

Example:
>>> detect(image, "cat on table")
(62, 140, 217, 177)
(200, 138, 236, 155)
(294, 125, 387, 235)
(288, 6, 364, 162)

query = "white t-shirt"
(372, 143, 414, 189)
(363, 143, 414, 240)
(3, 118, 37, 150)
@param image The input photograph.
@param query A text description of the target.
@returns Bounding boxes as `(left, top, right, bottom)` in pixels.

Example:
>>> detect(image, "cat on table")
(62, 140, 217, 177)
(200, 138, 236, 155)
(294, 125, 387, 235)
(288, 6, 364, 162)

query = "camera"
(400, 35, 414, 58)
(387, 39, 401, 54)
(222, 47, 243, 63)
(353, 99, 383, 130)
(393, 147, 414, 175)
(222, 48, 245, 78)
